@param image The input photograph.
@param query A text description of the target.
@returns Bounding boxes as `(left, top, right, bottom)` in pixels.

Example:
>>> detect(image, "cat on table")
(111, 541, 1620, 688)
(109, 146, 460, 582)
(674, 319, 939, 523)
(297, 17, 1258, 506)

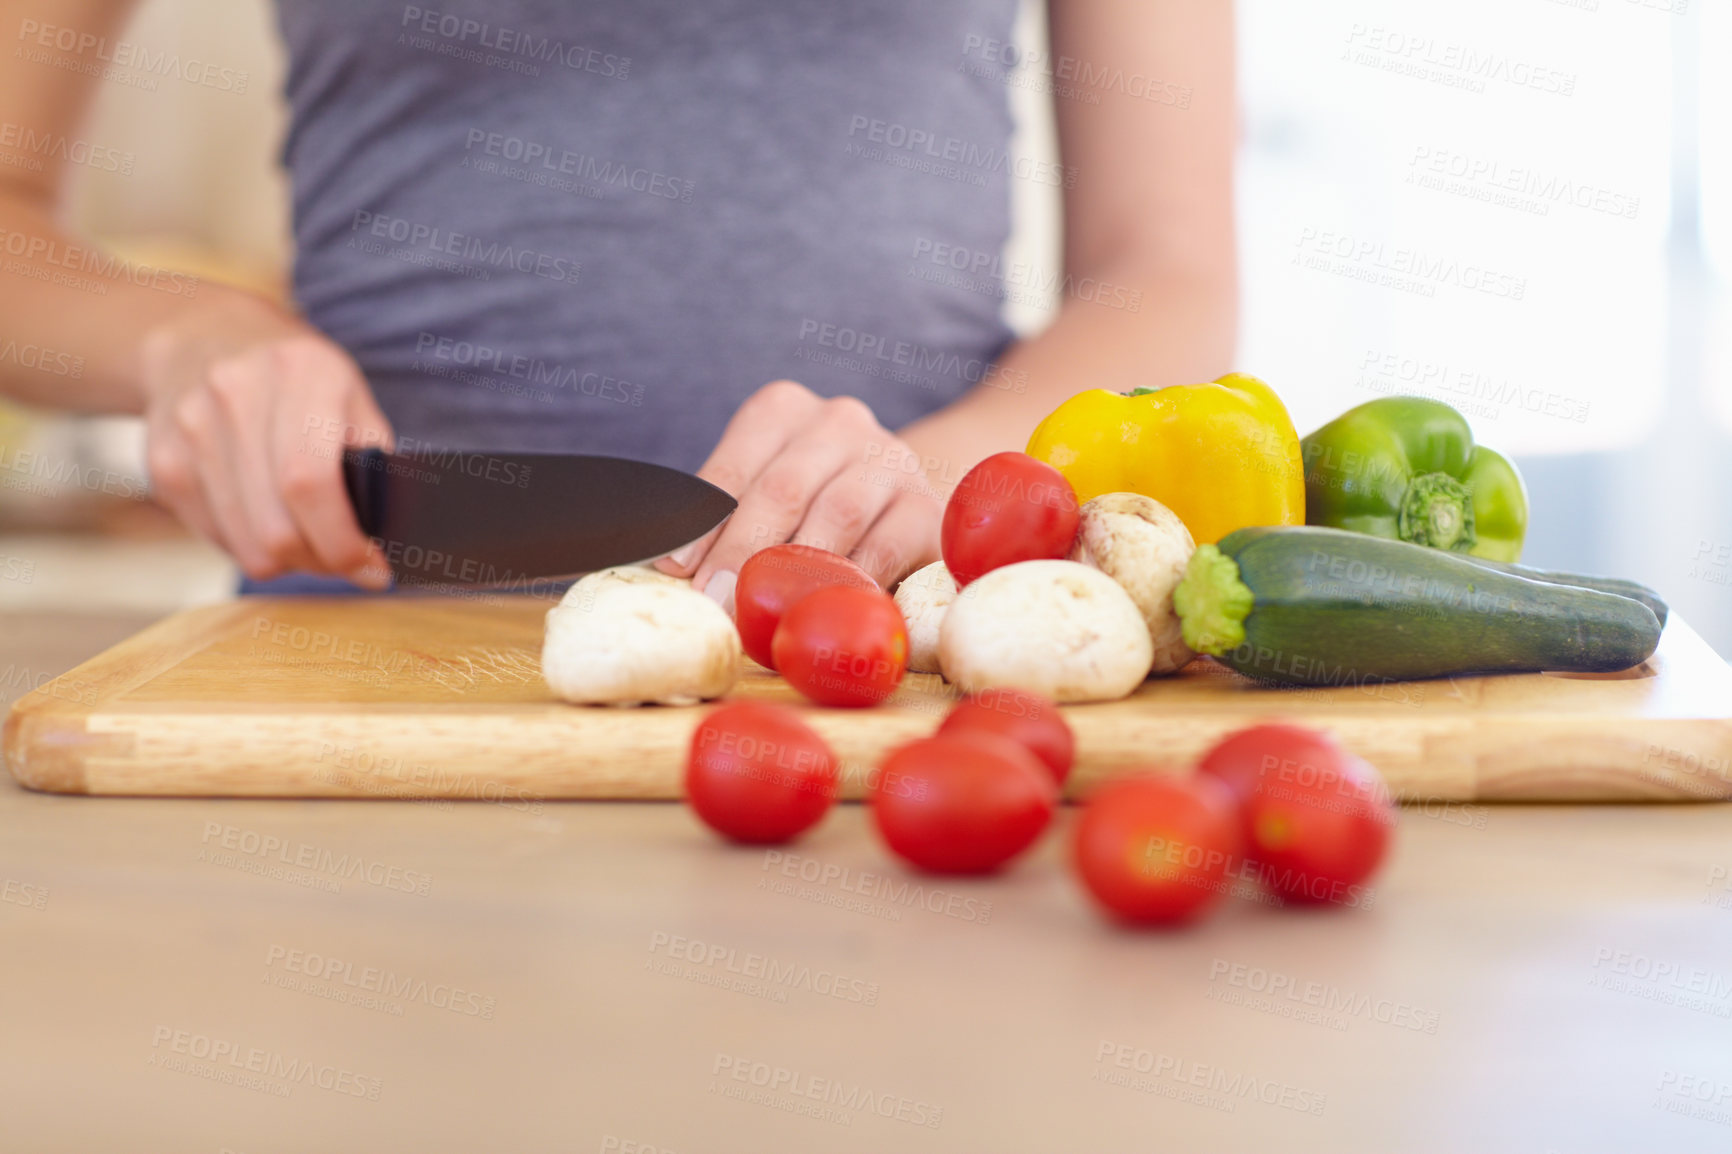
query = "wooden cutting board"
(7, 596, 1732, 801)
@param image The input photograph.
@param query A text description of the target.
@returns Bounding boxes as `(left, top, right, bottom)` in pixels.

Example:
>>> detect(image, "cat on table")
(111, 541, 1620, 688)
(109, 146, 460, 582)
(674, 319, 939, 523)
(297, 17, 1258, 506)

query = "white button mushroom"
(542, 567, 740, 706)
(893, 560, 957, 674)
(938, 559, 1154, 703)
(1068, 492, 1198, 675)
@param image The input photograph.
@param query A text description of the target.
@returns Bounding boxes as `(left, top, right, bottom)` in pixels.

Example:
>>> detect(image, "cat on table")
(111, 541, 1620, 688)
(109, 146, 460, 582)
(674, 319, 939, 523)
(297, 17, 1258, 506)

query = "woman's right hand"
(139, 298, 396, 588)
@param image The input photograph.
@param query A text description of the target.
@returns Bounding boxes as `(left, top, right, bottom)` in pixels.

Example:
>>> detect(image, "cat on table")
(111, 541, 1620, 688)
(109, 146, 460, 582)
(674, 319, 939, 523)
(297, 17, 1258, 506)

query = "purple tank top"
(274, 0, 1021, 471)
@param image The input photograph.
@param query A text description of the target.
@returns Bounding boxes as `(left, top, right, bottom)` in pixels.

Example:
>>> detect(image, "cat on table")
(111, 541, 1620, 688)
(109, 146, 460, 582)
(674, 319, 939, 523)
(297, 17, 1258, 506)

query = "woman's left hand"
(653, 379, 943, 609)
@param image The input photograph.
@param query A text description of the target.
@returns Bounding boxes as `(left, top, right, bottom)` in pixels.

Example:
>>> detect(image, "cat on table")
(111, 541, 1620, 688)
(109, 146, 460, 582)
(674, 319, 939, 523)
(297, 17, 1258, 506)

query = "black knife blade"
(342, 447, 735, 589)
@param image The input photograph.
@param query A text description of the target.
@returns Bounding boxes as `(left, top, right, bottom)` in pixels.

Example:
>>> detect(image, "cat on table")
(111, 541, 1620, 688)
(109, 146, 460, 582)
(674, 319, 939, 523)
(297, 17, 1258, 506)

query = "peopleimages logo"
(264, 945, 497, 1019)
(0, 120, 133, 175)
(1092, 1040, 1327, 1116)
(1354, 348, 1590, 425)
(413, 332, 644, 406)
(710, 1054, 943, 1129)
(0, 443, 144, 500)
(0, 878, 48, 910)
(758, 850, 992, 923)
(795, 318, 1026, 392)
(197, 821, 433, 896)
(960, 35, 1193, 108)
(1206, 959, 1440, 1034)
(398, 7, 629, 78)
(315, 740, 545, 812)
(461, 130, 692, 203)
(1589, 947, 1732, 1015)
(1292, 227, 1526, 301)
(909, 238, 1143, 313)
(0, 338, 83, 379)
(148, 1026, 382, 1100)
(646, 932, 880, 1006)
(348, 210, 580, 285)
(0, 226, 200, 297)
(16, 19, 250, 92)
(1407, 145, 1640, 220)
(1341, 23, 1576, 97)
(845, 115, 1076, 189)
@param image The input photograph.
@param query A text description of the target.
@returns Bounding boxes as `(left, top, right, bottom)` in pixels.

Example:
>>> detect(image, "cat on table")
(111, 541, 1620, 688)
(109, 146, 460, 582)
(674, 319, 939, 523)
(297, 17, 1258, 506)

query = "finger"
(848, 491, 943, 588)
(789, 458, 895, 559)
(655, 380, 822, 578)
(341, 384, 396, 586)
(273, 345, 395, 589)
(177, 388, 278, 579)
(651, 517, 727, 579)
(690, 428, 856, 596)
(650, 517, 726, 579)
(224, 430, 318, 577)
(145, 421, 226, 551)
(345, 377, 395, 451)
(209, 361, 321, 578)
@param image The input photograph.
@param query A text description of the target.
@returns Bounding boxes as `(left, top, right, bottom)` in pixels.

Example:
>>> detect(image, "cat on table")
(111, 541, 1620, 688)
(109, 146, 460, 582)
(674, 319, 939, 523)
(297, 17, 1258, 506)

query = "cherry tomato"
(940, 451, 1080, 587)
(772, 586, 908, 707)
(1197, 723, 1346, 807)
(936, 689, 1075, 786)
(871, 733, 1058, 874)
(1239, 739, 1396, 906)
(684, 700, 838, 843)
(735, 544, 879, 670)
(1072, 773, 1242, 926)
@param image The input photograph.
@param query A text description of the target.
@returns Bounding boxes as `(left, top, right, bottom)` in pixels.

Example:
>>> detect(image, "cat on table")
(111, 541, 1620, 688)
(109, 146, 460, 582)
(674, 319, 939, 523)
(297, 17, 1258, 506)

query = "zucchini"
(1172, 526, 1662, 687)
(1456, 557, 1668, 629)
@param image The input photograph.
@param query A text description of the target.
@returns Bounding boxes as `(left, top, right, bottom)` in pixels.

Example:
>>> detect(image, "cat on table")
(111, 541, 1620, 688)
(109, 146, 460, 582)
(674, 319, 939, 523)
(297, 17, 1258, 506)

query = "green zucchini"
(1172, 526, 1662, 687)
(1455, 557, 1668, 629)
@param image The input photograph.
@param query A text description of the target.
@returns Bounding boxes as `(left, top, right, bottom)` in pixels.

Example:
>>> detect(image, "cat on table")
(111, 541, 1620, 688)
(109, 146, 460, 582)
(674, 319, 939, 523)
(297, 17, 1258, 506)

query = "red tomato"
(1197, 723, 1346, 807)
(772, 586, 908, 707)
(684, 700, 838, 843)
(735, 544, 879, 670)
(940, 452, 1080, 587)
(1239, 741, 1396, 906)
(1072, 773, 1243, 926)
(871, 733, 1058, 874)
(936, 689, 1075, 786)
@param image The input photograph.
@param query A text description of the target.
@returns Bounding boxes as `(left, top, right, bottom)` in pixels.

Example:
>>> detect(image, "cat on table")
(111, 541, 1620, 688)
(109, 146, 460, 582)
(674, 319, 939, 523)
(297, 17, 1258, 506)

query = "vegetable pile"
(685, 696, 1396, 928)
(542, 376, 1673, 926)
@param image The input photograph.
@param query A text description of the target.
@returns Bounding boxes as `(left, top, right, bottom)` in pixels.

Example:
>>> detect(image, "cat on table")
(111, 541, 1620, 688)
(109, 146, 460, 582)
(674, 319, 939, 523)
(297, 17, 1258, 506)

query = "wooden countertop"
(4, 610, 1732, 1153)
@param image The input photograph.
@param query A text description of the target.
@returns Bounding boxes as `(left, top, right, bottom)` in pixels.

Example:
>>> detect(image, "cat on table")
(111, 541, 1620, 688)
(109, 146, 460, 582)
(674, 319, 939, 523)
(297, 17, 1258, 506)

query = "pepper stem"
(1398, 473, 1478, 552)
(1173, 545, 1255, 656)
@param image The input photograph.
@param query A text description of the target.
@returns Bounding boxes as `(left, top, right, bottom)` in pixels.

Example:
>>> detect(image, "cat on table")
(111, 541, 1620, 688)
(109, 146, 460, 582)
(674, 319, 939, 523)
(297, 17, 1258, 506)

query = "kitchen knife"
(342, 447, 735, 588)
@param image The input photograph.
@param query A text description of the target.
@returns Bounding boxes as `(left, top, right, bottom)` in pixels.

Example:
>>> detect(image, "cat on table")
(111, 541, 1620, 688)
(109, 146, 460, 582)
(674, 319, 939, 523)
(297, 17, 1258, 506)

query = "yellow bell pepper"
(1024, 373, 1305, 544)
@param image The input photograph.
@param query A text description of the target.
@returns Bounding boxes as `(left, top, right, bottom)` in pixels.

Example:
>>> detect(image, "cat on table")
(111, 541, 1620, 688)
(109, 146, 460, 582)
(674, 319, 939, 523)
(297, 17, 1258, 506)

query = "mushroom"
(1068, 492, 1198, 675)
(542, 567, 740, 705)
(893, 560, 957, 674)
(938, 559, 1154, 703)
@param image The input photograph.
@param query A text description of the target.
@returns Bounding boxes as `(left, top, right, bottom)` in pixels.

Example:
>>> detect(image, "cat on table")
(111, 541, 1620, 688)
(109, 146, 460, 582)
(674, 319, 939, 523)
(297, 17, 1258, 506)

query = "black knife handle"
(342, 447, 386, 537)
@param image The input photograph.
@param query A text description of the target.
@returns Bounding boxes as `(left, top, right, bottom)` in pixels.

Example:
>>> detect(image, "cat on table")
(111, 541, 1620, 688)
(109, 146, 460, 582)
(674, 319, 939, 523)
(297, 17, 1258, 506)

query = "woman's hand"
(654, 380, 943, 607)
(139, 299, 396, 587)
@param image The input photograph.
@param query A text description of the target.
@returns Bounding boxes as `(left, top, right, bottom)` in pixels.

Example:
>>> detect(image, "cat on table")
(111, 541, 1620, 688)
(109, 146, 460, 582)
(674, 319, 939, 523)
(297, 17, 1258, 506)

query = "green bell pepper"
(1300, 396, 1529, 562)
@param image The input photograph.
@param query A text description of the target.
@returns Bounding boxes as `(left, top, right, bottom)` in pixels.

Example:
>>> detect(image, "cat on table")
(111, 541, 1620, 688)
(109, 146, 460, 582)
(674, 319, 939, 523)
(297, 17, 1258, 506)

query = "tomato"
(684, 700, 838, 843)
(936, 689, 1075, 786)
(870, 733, 1058, 874)
(1072, 773, 1242, 926)
(1238, 739, 1395, 906)
(772, 586, 908, 707)
(735, 544, 879, 670)
(940, 451, 1081, 587)
(1197, 723, 1346, 807)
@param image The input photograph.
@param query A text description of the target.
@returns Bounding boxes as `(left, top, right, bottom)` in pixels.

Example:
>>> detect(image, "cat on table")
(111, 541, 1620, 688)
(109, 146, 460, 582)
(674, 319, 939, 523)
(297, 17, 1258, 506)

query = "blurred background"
(2, 0, 1727, 654)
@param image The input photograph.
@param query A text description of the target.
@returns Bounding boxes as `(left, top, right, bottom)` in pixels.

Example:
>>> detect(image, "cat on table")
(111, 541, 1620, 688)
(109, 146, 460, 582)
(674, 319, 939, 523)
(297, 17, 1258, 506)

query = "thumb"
(343, 384, 396, 453)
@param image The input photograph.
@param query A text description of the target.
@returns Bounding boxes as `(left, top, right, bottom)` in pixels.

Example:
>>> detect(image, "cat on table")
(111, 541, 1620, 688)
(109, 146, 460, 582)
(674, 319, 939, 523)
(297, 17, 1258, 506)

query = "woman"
(0, 0, 1235, 607)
